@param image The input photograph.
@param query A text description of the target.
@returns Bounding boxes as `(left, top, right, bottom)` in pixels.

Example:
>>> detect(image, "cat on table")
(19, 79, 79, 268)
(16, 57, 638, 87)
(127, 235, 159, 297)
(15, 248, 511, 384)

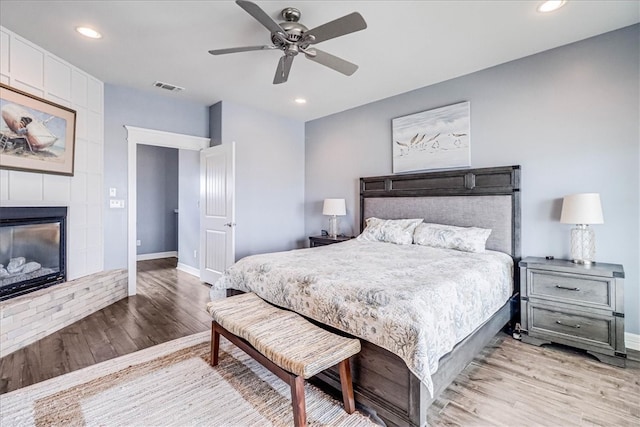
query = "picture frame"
(0, 83, 76, 176)
(392, 101, 470, 174)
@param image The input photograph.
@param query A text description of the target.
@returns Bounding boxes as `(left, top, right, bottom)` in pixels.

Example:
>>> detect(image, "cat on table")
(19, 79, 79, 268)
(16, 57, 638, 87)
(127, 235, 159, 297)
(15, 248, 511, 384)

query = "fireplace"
(0, 206, 67, 301)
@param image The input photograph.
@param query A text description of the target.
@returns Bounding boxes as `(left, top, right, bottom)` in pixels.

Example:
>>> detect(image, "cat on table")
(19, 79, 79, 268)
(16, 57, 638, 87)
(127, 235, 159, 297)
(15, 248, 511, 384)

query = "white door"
(200, 142, 235, 285)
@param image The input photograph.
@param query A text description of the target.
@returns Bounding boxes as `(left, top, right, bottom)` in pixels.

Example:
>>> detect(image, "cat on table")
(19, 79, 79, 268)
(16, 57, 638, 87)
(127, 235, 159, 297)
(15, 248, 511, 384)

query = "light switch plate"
(109, 187, 117, 197)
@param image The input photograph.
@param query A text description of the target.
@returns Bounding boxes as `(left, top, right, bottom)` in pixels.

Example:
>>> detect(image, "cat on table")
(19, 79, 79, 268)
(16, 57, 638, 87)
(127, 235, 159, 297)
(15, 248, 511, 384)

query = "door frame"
(125, 125, 210, 296)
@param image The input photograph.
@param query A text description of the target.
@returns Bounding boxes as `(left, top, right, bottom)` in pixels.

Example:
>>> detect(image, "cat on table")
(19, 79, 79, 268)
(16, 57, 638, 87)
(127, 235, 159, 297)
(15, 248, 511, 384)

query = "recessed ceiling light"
(537, 1, 566, 13)
(76, 26, 102, 39)
(294, 98, 307, 104)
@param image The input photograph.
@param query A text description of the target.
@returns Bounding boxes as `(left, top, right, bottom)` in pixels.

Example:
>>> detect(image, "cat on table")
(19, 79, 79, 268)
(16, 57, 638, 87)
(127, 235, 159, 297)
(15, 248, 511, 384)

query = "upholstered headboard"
(360, 165, 521, 258)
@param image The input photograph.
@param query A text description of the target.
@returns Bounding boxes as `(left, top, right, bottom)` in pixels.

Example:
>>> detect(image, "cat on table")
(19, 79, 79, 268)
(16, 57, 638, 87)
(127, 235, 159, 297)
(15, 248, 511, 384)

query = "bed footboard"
(313, 300, 511, 427)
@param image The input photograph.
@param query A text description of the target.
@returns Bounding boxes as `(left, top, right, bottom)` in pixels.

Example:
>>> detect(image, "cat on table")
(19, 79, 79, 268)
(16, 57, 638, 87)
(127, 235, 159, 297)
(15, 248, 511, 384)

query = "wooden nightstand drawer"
(528, 270, 612, 309)
(528, 303, 612, 347)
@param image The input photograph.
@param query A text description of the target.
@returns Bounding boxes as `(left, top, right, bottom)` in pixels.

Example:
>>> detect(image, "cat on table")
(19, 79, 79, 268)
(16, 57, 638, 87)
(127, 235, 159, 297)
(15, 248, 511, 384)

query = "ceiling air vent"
(152, 81, 184, 92)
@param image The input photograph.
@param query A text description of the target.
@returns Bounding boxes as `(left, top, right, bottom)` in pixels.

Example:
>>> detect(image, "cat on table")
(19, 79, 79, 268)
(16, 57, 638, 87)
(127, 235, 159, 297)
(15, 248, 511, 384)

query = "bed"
(215, 165, 521, 427)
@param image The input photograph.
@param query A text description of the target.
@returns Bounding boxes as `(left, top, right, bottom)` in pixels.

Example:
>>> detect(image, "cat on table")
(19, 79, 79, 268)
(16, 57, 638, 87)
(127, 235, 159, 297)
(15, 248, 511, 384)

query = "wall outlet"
(193, 250, 197, 259)
(109, 199, 125, 209)
(136, 240, 141, 246)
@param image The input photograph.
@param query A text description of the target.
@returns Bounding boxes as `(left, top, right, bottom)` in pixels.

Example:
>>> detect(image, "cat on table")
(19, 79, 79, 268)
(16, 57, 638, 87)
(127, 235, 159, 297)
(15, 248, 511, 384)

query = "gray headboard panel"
(363, 195, 513, 254)
(360, 165, 521, 258)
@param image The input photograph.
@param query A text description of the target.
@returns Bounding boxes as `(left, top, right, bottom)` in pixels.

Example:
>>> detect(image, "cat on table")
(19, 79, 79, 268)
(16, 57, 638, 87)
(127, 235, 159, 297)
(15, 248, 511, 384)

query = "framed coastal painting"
(392, 101, 470, 174)
(0, 83, 76, 176)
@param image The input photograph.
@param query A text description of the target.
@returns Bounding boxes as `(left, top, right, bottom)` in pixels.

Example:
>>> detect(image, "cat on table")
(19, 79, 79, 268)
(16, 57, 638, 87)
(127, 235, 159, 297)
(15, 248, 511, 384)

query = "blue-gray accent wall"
(178, 149, 200, 270)
(210, 101, 306, 260)
(305, 25, 639, 334)
(136, 144, 178, 255)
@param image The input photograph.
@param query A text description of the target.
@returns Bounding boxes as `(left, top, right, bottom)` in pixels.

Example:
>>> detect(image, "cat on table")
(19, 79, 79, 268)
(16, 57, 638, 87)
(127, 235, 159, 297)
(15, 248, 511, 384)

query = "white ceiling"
(1, 1, 638, 122)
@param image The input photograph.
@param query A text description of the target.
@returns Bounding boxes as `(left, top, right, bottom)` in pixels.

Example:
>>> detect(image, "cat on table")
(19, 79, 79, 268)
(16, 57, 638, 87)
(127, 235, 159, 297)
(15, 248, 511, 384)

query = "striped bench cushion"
(206, 292, 361, 379)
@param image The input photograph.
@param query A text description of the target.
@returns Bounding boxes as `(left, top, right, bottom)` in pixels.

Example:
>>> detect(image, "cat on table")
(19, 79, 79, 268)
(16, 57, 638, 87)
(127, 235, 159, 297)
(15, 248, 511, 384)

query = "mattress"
(212, 239, 513, 396)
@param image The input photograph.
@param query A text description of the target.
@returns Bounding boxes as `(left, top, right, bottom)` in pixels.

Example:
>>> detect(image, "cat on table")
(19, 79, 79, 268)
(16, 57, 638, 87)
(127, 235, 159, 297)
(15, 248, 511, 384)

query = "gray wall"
(178, 149, 201, 269)
(104, 84, 209, 269)
(136, 144, 178, 255)
(212, 101, 306, 260)
(305, 25, 639, 335)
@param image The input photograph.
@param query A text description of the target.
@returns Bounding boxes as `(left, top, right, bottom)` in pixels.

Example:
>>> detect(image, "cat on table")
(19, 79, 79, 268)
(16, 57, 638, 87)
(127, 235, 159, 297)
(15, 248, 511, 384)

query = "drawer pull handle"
(555, 285, 580, 291)
(556, 320, 581, 328)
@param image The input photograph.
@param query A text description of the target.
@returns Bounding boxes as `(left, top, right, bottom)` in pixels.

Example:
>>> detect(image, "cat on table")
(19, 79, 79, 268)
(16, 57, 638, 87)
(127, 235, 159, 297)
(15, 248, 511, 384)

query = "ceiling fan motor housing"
(271, 10, 309, 49)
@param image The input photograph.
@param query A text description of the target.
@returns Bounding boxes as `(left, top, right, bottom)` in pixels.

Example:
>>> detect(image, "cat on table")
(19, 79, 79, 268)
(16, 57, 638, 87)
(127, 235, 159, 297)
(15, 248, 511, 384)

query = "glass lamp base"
(328, 216, 339, 238)
(570, 225, 595, 264)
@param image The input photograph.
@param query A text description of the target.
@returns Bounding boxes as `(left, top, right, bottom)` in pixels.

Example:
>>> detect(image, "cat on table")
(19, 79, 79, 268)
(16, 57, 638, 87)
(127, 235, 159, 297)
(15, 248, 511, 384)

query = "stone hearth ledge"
(0, 269, 128, 358)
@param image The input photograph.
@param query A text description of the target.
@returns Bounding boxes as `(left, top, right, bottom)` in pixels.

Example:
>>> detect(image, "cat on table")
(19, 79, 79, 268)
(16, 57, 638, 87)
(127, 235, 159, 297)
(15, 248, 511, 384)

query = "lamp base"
(328, 215, 339, 239)
(570, 225, 596, 265)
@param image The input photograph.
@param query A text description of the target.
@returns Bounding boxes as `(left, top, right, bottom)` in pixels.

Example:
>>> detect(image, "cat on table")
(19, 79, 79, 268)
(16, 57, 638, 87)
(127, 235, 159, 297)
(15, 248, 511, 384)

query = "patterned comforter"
(212, 239, 513, 396)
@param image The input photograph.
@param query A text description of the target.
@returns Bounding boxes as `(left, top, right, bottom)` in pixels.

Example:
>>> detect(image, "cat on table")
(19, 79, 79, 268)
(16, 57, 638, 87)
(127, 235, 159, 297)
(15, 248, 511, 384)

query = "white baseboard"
(136, 251, 178, 261)
(176, 262, 200, 278)
(625, 332, 640, 351)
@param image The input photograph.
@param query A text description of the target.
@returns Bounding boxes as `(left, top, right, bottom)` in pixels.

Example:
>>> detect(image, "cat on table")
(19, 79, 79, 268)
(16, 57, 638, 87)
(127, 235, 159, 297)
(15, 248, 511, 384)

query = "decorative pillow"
(413, 223, 491, 253)
(357, 217, 423, 245)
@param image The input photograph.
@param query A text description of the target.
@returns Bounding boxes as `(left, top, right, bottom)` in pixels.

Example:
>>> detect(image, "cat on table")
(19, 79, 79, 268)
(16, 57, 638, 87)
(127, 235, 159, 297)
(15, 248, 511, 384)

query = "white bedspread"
(213, 239, 513, 396)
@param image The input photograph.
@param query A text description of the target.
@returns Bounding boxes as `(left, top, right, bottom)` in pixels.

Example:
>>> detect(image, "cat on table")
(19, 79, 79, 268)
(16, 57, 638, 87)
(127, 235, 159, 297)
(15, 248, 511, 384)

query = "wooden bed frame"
(227, 165, 521, 426)
(312, 165, 521, 427)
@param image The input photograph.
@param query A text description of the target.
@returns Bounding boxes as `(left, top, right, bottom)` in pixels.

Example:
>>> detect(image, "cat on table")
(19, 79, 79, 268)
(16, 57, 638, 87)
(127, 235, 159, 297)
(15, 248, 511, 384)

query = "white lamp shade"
(560, 193, 604, 225)
(322, 198, 346, 216)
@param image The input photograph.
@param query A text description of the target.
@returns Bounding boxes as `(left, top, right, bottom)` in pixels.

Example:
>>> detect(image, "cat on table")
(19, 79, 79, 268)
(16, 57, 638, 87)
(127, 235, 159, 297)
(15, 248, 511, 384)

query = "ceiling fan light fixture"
(294, 98, 307, 104)
(75, 26, 102, 39)
(537, 1, 567, 13)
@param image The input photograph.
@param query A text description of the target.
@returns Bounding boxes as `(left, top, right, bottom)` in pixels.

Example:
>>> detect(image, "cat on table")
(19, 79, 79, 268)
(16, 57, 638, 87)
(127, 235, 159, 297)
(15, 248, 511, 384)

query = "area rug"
(0, 331, 376, 426)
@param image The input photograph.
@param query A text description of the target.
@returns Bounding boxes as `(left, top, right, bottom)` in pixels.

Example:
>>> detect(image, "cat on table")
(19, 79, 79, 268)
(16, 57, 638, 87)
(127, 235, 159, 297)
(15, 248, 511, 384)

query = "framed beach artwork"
(392, 101, 470, 174)
(0, 83, 76, 176)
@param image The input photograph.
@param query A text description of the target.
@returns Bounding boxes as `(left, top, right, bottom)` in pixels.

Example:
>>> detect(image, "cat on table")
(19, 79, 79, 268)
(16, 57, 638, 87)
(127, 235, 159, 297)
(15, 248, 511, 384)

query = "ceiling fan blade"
(209, 45, 274, 55)
(305, 48, 358, 76)
(304, 12, 367, 45)
(273, 55, 294, 84)
(236, 0, 285, 36)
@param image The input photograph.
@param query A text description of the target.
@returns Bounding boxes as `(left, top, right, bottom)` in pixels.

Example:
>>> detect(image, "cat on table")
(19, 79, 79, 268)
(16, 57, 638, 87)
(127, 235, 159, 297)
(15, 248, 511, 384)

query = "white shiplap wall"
(0, 26, 104, 280)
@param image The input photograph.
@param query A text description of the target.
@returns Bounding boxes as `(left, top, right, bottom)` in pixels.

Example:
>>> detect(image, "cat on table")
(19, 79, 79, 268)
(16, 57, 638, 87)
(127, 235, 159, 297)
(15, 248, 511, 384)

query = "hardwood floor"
(429, 336, 639, 426)
(1, 259, 638, 426)
(0, 258, 212, 394)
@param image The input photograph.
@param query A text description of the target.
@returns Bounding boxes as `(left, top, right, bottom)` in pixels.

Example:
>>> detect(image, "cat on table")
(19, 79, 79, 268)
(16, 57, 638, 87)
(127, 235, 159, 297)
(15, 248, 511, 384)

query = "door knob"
(223, 222, 236, 227)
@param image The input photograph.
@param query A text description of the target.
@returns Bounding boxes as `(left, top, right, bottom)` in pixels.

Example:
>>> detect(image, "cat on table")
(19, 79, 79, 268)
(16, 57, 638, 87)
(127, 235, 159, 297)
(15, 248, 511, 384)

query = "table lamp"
(322, 198, 346, 238)
(560, 193, 604, 265)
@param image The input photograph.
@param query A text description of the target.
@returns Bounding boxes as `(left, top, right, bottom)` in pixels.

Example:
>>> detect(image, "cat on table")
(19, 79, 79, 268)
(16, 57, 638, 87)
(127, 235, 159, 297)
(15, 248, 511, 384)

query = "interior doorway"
(135, 144, 179, 261)
(125, 126, 210, 295)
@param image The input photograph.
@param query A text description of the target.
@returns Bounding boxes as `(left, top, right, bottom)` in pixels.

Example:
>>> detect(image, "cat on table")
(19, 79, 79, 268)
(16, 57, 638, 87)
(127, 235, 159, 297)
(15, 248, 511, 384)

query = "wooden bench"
(206, 292, 361, 427)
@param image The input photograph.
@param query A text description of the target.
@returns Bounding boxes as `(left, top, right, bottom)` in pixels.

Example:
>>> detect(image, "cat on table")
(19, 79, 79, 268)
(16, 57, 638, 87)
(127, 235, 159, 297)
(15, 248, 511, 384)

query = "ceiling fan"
(208, 0, 367, 84)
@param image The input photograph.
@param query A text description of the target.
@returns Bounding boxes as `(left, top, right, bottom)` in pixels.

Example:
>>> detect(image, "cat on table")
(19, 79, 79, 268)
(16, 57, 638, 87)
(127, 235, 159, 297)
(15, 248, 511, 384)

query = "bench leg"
(339, 358, 355, 414)
(211, 321, 220, 367)
(290, 375, 307, 427)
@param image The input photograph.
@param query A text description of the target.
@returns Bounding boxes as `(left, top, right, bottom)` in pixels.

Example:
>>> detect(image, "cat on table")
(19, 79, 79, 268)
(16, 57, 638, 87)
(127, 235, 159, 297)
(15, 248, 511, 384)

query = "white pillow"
(413, 223, 491, 253)
(357, 217, 423, 245)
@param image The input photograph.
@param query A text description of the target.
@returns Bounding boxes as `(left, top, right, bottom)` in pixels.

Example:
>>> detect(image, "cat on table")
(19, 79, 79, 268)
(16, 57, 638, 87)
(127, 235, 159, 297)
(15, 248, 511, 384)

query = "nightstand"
(309, 235, 353, 247)
(519, 257, 626, 367)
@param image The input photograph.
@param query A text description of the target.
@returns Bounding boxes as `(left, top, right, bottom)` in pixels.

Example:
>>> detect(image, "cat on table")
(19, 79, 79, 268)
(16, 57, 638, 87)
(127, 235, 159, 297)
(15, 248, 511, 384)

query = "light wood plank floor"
(1, 258, 638, 426)
(429, 335, 639, 426)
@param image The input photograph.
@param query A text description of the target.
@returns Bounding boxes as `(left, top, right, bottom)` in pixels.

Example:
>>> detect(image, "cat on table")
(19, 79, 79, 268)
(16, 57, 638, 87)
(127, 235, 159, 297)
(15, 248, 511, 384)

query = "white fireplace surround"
(0, 27, 112, 357)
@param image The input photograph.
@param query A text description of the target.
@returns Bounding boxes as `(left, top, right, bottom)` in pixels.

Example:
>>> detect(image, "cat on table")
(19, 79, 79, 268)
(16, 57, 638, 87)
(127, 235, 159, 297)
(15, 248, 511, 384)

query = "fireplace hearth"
(0, 206, 67, 301)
